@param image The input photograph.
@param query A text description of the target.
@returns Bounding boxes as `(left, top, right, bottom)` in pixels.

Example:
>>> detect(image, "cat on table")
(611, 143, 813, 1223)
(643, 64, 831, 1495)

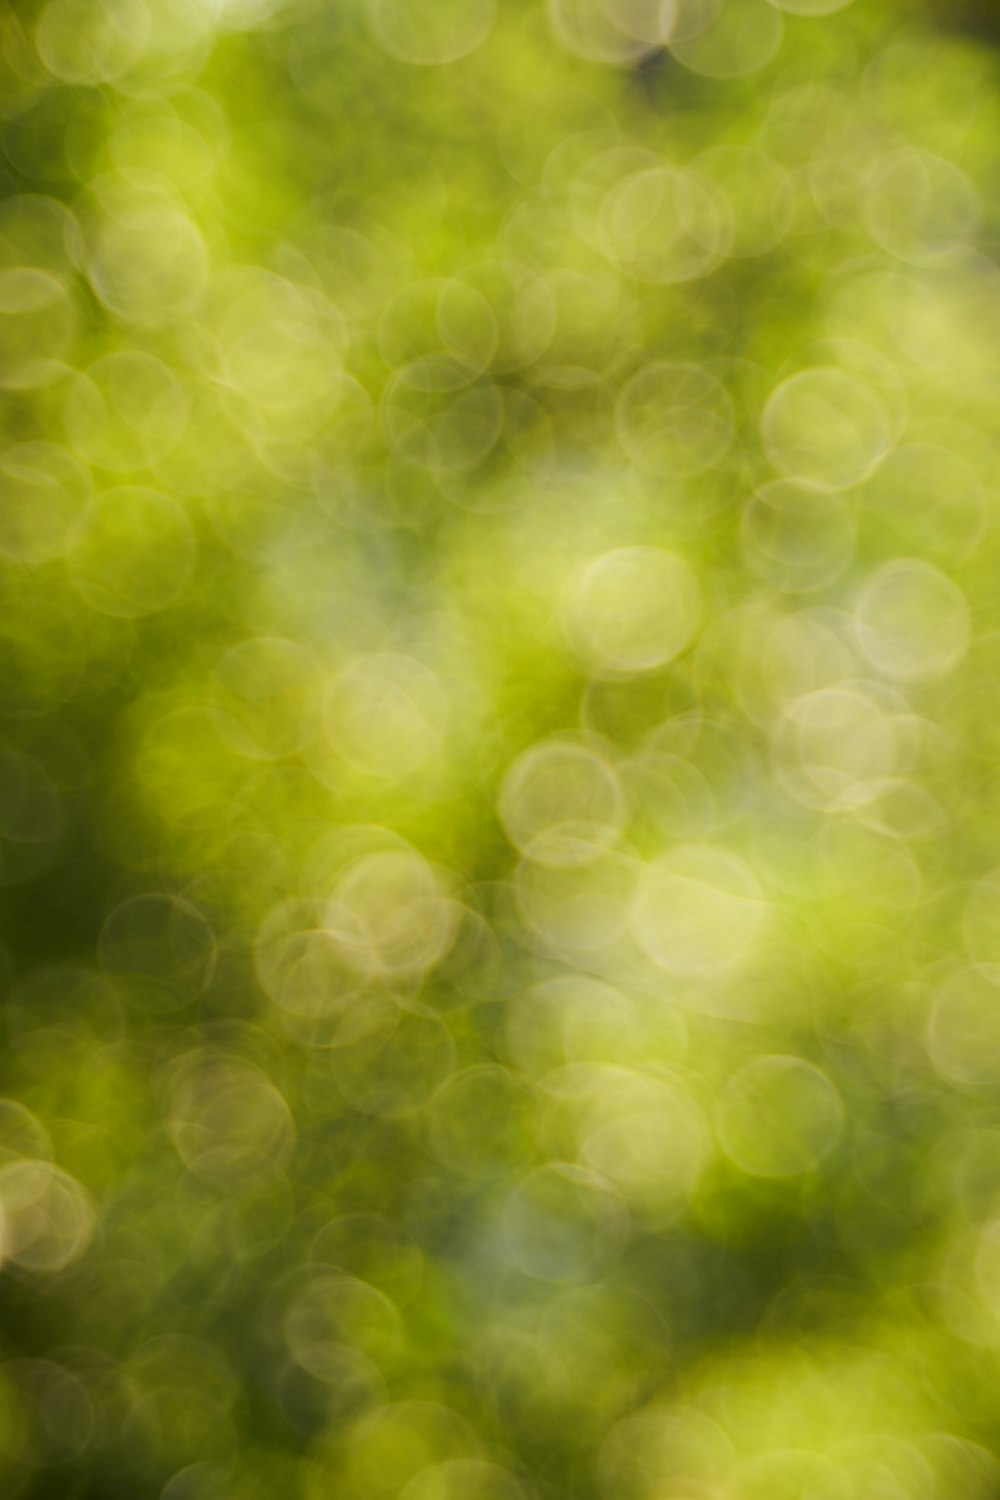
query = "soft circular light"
(716, 1055, 844, 1178)
(498, 739, 628, 868)
(565, 546, 702, 677)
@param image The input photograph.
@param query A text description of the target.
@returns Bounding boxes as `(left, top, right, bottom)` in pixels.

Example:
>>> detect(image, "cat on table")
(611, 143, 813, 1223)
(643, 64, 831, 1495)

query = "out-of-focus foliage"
(1, 0, 1000, 1495)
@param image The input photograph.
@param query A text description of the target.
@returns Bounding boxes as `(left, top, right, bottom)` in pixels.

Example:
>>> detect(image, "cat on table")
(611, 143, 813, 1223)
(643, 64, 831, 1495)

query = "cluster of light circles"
(0, 0, 997, 1494)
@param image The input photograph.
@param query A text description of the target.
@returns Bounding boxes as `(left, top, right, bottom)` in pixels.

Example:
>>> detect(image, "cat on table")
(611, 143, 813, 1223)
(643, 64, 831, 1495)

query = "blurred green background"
(1, 0, 1000, 1495)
